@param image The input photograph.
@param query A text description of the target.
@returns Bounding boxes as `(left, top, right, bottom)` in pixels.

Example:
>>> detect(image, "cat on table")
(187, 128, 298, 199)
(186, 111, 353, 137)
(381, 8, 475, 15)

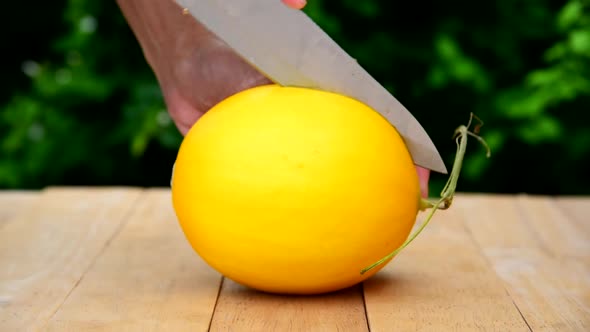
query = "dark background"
(1, 0, 589, 196)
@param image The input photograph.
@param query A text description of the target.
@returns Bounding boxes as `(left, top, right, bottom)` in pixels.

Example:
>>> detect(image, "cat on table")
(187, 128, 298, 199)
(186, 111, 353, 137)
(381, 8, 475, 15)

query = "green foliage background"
(1, 0, 589, 195)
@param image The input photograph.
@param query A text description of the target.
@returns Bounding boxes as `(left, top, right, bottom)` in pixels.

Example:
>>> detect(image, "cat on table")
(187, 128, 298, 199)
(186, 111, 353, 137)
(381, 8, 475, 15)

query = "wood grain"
(0, 187, 143, 331)
(516, 195, 589, 261)
(45, 189, 223, 331)
(0, 190, 38, 225)
(456, 194, 590, 332)
(363, 205, 530, 331)
(210, 279, 368, 331)
(554, 196, 590, 236)
(1, 188, 589, 331)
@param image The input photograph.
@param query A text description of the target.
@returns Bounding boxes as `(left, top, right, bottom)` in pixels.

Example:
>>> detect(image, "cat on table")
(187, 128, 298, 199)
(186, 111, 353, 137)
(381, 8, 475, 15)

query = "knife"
(174, 0, 447, 174)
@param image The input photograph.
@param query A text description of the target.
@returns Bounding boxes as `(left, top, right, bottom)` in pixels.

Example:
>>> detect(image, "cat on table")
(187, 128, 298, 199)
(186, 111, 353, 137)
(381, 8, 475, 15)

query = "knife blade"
(175, 0, 447, 174)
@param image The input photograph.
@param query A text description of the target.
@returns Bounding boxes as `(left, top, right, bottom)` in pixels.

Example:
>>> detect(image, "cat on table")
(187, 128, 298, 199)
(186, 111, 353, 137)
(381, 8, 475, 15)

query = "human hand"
(116, 0, 306, 135)
(117, 0, 430, 197)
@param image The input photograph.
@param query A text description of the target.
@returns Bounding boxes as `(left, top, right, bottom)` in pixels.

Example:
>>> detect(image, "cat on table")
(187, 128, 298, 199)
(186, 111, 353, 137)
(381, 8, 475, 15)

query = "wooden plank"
(0, 191, 38, 225)
(0, 187, 143, 331)
(456, 194, 590, 332)
(45, 189, 222, 331)
(554, 196, 590, 236)
(363, 205, 529, 331)
(210, 279, 368, 331)
(453, 195, 544, 254)
(516, 195, 589, 261)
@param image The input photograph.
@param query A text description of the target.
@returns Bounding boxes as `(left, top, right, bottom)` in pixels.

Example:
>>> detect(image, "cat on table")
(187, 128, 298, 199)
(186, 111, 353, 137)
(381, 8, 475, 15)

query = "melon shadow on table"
(228, 280, 363, 297)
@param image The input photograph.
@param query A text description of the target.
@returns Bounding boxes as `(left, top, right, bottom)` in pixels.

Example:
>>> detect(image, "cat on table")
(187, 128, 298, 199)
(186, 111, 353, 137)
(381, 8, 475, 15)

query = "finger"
(282, 0, 307, 10)
(416, 166, 430, 198)
(158, 12, 273, 134)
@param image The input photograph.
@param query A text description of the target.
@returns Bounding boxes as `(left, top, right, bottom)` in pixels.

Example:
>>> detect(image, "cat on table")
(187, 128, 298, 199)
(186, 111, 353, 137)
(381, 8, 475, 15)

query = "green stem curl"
(360, 113, 491, 275)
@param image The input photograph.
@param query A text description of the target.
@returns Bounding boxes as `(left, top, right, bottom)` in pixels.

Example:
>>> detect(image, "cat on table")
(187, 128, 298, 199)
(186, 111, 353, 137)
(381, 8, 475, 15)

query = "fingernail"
(282, 0, 307, 10)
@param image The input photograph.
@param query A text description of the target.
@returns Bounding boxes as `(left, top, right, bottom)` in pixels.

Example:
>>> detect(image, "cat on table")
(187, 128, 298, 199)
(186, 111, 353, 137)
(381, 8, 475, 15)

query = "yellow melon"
(171, 84, 421, 294)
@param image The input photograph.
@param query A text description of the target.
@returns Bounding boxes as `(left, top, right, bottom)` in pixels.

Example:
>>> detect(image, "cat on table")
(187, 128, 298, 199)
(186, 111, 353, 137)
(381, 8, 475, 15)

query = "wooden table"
(1, 187, 588, 331)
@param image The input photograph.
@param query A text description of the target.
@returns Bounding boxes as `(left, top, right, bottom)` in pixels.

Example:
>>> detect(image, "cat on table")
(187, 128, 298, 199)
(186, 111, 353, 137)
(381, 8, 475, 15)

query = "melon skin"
(171, 84, 420, 294)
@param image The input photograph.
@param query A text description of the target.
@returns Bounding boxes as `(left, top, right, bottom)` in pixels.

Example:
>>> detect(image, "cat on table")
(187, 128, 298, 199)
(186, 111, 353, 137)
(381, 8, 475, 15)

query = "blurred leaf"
(545, 43, 567, 61)
(568, 29, 590, 55)
(428, 34, 491, 93)
(557, 0, 583, 31)
(518, 116, 563, 144)
(1, 0, 588, 195)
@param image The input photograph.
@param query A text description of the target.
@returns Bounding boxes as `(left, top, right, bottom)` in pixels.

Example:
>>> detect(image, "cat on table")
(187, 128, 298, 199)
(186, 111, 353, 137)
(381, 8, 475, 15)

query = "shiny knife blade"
(175, 0, 447, 174)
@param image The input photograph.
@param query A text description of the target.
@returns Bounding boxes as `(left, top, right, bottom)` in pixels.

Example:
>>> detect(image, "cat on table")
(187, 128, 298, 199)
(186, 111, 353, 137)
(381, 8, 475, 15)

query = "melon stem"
(360, 113, 491, 275)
